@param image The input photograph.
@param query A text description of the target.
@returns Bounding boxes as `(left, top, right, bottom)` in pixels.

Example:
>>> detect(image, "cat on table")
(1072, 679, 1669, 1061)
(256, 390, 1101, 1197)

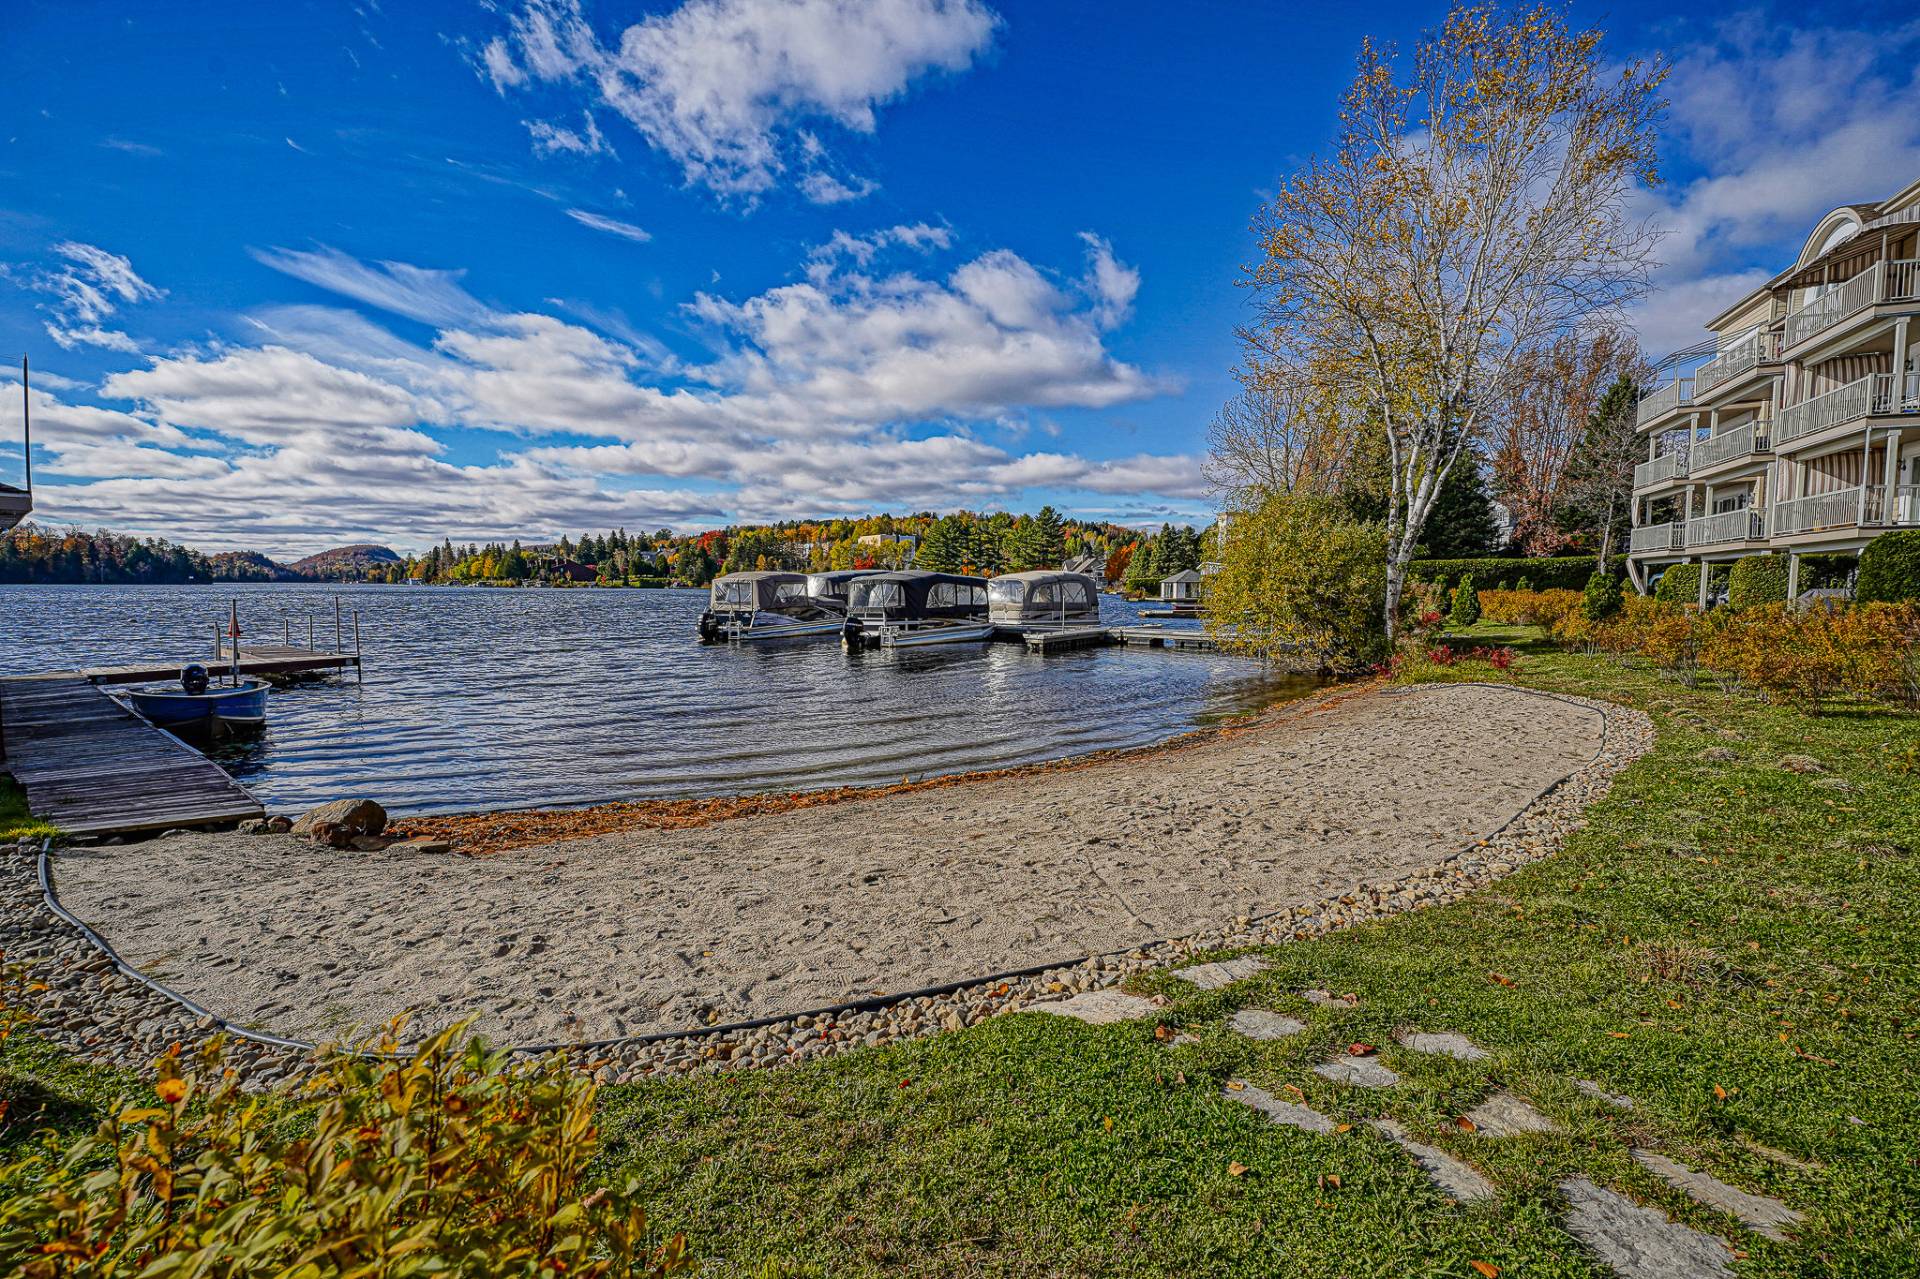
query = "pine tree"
(917, 515, 969, 572)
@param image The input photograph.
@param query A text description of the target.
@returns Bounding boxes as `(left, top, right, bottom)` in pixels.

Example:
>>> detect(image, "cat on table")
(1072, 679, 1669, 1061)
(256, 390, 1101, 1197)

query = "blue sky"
(3, 0, 1918, 554)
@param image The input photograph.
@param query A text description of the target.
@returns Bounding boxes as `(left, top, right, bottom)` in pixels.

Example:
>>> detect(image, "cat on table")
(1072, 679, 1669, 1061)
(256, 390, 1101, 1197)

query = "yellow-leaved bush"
(1476, 588, 1582, 630)
(0, 1018, 692, 1278)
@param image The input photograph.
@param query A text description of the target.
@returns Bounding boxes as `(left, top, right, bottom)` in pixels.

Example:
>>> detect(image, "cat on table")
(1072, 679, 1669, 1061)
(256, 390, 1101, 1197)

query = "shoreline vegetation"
(7, 637, 1917, 1273)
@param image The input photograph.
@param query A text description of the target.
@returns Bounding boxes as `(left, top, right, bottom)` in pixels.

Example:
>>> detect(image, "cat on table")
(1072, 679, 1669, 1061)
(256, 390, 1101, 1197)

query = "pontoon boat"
(697, 571, 845, 643)
(987, 571, 1102, 631)
(842, 571, 994, 648)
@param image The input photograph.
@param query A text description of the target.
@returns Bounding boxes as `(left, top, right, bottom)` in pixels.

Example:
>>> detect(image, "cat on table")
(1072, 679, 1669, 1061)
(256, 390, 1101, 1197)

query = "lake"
(1, 583, 1322, 816)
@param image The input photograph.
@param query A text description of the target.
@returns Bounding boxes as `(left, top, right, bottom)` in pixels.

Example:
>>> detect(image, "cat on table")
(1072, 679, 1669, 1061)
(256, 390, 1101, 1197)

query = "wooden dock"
(83, 644, 358, 686)
(0, 676, 263, 836)
(997, 624, 1222, 654)
(1110, 625, 1220, 651)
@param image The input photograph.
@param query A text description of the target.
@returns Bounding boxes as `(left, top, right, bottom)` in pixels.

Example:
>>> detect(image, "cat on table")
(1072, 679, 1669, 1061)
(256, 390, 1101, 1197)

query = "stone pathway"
(1228, 1009, 1304, 1040)
(1172, 957, 1268, 990)
(1223, 1080, 1336, 1134)
(1395, 1030, 1486, 1061)
(1576, 1078, 1636, 1109)
(1369, 1118, 1496, 1202)
(1632, 1149, 1803, 1242)
(1560, 1177, 1735, 1279)
(1312, 1056, 1400, 1088)
(1463, 1090, 1558, 1137)
(1036, 990, 1159, 1024)
(1302, 989, 1359, 1007)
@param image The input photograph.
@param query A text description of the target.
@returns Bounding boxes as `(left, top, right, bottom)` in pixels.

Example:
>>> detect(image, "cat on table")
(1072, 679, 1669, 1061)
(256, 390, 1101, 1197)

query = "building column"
(1859, 426, 1875, 524)
(1698, 555, 1711, 609)
(1787, 551, 1801, 603)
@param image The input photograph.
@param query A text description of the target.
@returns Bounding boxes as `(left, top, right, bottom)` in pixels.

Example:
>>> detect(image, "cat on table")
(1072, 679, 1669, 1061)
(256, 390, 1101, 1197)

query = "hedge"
(1856, 530, 1920, 603)
(1727, 554, 1790, 610)
(1653, 562, 1732, 604)
(1409, 555, 1625, 592)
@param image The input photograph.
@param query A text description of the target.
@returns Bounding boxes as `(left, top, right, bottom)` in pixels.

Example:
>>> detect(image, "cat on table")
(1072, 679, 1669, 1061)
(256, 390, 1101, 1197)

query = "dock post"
(213, 621, 222, 662)
(353, 610, 363, 685)
(284, 617, 290, 645)
(334, 596, 343, 654)
(308, 615, 315, 649)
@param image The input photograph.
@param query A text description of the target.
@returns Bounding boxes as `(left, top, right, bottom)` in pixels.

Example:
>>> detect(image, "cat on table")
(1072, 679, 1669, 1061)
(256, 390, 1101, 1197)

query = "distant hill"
(285, 544, 403, 579)
(206, 550, 290, 582)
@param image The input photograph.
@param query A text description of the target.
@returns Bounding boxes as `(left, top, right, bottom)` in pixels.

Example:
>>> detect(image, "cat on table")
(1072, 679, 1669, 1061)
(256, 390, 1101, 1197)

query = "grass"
(0, 775, 56, 843)
(6, 640, 1918, 1275)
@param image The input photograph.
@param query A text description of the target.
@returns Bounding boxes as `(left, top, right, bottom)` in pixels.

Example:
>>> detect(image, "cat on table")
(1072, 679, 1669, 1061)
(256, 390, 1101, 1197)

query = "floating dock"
(0, 675, 264, 836)
(999, 624, 1221, 654)
(82, 643, 359, 686)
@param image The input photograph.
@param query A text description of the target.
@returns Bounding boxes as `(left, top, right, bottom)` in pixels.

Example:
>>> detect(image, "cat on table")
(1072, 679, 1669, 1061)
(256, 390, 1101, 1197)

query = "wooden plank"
(84, 645, 357, 686)
(0, 676, 264, 835)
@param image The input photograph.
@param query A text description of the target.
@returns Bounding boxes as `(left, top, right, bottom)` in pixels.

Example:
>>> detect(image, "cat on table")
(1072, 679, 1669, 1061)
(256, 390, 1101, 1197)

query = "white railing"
(1628, 521, 1684, 554)
(1891, 259, 1920, 303)
(1685, 508, 1766, 548)
(1772, 487, 1864, 536)
(1689, 420, 1768, 472)
(1695, 330, 1781, 396)
(1872, 371, 1920, 416)
(1865, 484, 1920, 527)
(1636, 378, 1693, 427)
(1785, 262, 1883, 349)
(1775, 374, 1875, 446)
(1633, 449, 1689, 489)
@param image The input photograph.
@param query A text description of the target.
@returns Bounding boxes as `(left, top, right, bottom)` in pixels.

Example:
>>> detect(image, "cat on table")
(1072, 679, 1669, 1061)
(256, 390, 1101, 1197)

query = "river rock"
(292, 799, 387, 840)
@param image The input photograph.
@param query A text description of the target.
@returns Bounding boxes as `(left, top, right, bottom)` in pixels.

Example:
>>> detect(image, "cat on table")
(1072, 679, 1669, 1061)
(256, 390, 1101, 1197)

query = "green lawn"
(0, 776, 56, 843)
(6, 641, 1918, 1276)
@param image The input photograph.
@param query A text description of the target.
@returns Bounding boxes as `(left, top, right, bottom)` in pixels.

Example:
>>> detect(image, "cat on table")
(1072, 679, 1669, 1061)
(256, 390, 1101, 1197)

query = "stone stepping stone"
(1173, 956, 1269, 990)
(1313, 1056, 1400, 1089)
(1037, 990, 1158, 1024)
(1632, 1149, 1802, 1242)
(1463, 1090, 1558, 1136)
(1303, 989, 1359, 1007)
(1230, 1009, 1306, 1040)
(1560, 1177, 1733, 1279)
(1395, 1031, 1487, 1061)
(1223, 1080, 1335, 1134)
(1369, 1118, 1495, 1202)
(1575, 1078, 1636, 1110)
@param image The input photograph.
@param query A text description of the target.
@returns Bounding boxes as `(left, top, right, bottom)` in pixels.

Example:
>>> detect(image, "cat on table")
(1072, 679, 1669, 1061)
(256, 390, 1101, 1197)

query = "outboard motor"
(696, 610, 721, 644)
(179, 663, 210, 695)
(841, 616, 864, 649)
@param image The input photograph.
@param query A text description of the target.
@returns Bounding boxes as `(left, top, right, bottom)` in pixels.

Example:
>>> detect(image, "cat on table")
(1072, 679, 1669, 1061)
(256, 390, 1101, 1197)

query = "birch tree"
(1240, 3, 1664, 639)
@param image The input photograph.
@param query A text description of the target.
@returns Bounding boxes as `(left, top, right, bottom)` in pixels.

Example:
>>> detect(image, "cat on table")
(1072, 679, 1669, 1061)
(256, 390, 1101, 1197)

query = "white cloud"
(565, 208, 652, 242)
(1628, 18, 1920, 354)
(12, 240, 163, 352)
(250, 246, 485, 326)
(798, 170, 878, 205)
(523, 113, 614, 157)
(477, 0, 998, 199)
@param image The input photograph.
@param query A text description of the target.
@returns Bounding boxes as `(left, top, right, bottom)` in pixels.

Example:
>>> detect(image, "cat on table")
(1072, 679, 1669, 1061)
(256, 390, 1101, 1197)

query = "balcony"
(1636, 377, 1693, 428)
(1776, 372, 1920, 448)
(1689, 420, 1769, 473)
(1774, 484, 1920, 536)
(1866, 484, 1920, 527)
(1628, 521, 1684, 554)
(1783, 259, 1920, 350)
(1694, 330, 1782, 398)
(1633, 449, 1690, 490)
(1685, 508, 1766, 548)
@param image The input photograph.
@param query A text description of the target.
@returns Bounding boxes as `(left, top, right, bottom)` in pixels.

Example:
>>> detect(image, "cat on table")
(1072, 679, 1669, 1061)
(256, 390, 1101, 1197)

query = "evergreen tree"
(917, 515, 969, 572)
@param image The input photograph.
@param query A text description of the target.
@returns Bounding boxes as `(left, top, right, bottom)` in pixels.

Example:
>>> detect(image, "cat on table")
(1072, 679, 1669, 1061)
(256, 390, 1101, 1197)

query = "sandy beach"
(55, 682, 1607, 1045)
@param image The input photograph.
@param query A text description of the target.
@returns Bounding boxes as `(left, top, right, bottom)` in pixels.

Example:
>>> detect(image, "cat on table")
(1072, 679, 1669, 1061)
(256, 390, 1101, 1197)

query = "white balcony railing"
(1784, 259, 1920, 350)
(1694, 330, 1782, 397)
(1685, 508, 1767, 548)
(1772, 487, 1866, 536)
(1865, 484, 1920, 527)
(1628, 521, 1684, 554)
(1633, 449, 1690, 489)
(1636, 377, 1693, 427)
(1775, 375, 1875, 446)
(1873, 371, 1920, 416)
(1689, 420, 1769, 473)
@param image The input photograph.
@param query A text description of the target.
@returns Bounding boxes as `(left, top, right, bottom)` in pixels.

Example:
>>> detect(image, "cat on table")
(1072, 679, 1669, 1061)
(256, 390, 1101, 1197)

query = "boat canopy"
(709, 571, 808, 611)
(987, 571, 1101, 624)
(805, 569, 882, 602)
(846, 571, 988, 620)
(0, 483, 27, 534)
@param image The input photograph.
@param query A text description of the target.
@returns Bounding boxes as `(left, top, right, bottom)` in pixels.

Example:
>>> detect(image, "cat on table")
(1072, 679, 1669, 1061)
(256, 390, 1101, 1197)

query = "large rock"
(291, 799, 387, 841)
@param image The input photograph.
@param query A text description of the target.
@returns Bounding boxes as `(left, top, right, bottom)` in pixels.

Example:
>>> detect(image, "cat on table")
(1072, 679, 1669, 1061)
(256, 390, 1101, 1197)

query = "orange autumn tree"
(1488, 329, 1646, 554)
(1241, 3, 1666, 639)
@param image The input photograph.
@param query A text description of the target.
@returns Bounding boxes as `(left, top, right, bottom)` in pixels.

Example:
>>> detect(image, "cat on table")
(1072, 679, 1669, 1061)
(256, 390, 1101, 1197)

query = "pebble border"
(3, 683, 1654, 1088)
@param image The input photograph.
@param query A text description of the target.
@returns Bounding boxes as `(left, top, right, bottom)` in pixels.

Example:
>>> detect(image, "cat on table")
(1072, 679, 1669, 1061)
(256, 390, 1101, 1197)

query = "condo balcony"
(1684, 508, 1767, 549)
(1628, 521, 1684, 555)
(1632, 448, 1689, 490)
(1782, 259, 1920, 352)
(1688, 420, 1770, 474)
(1693, 330, 1782, 398)
(1772, 484, 1920, 537)
(1775, 372, 1920, 448)
(1635, 377, 1692, 428)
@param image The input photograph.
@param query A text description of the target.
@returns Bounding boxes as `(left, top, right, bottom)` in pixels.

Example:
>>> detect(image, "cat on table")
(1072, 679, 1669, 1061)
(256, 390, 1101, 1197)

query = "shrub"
(1727, 554, 1790, 610)
(1207, 491, 1388, 672)
(1700, 601, 1920, 711)
(1476, 588, 1582, 630)
(1582, 569, 1623, 622)
(1409, 556, 1622, 593)
(1653, 563, 1698, 604)
(0, 1023, 692, 1278)
(1448, 573, 1481, 627)
(1856, 530, 1920, 603)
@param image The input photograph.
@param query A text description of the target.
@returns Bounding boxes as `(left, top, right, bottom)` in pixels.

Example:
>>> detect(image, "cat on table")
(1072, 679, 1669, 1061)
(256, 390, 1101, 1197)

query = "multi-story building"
(1626, 178, 1920, 599)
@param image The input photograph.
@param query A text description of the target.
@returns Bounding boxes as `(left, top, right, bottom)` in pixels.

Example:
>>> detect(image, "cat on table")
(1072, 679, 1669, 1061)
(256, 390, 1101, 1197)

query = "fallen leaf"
(898, 1079, 913, 1089)
(1489, 972, 1516, 988)
(1346, 1042, 1377, 1056)
(1608, 1031, 1631, 1039)
(1225, 1080, 1246, 1091)
(1103, 1116, 1114, 1132)
(1471, 1262, 1501, 1278)
(1154, 1024, 1173, 1041)
(1455, 1116, 1477, 1132)
(1713, 1085, 1727, 1101)
(1228, 1162, 1250, 1177)
(1334, 1122, 1352, 1133)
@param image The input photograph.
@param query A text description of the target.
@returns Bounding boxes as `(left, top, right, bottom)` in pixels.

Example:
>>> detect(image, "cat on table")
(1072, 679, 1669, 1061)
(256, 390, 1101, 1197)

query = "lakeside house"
(1627, 176, 1920, 600)
(1159, 568, 1203, 605)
